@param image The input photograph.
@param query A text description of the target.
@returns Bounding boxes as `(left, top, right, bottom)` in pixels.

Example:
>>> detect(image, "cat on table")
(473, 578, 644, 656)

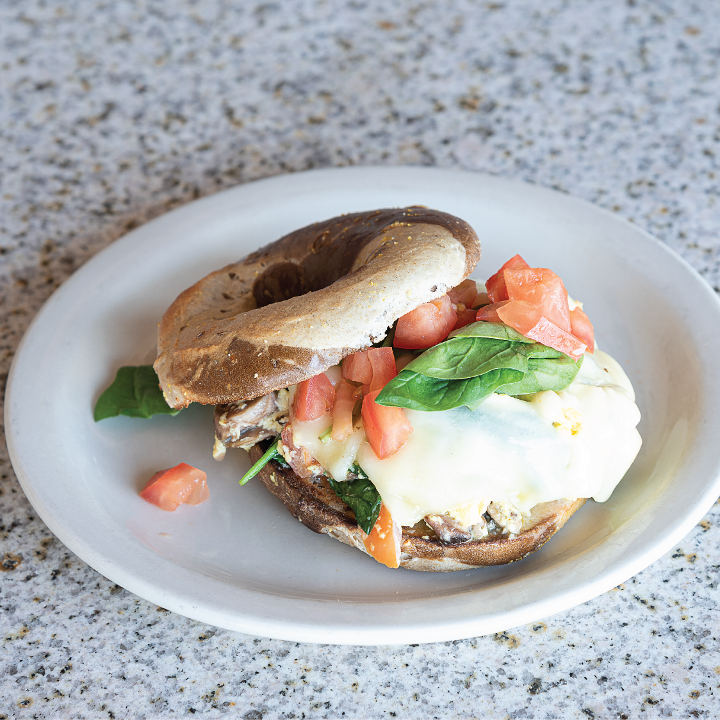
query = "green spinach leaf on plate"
(94, 365, 180, 421)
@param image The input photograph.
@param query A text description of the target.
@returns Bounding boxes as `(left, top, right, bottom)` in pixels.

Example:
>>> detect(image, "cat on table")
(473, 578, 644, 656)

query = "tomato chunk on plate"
(362, 503, 402, 568)
(140, 463, 209, 511)
(362, 390, 413, 459)
(294, 373, 335, 421)
(394, 294, 456, 349)
(496, 300, 586, 360)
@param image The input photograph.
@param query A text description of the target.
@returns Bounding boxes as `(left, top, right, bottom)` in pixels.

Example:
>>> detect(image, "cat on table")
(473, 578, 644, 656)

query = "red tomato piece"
(342, 350, 373, 384)
(570, 306, 595, 353)
(485, 254, 530, 303)
(362, 390, 413, 459)
(331, 379, 359, 441)
(496, 300, 586, 359)
(475, 300, 510, 323)
(473, 291, 490, 309)
(394, 352, 415, 372)
(368, 347, 397, 392)
(140, 463, 209, 512)
(294, 373, 336, 421)
(361, 503, 402, 568)
(447, 279, 478, 307)
(453, 303, 478, 330)
(342, 348, 397, 396)
(504, 267, 572, 333)
(394, 294, 457, 349)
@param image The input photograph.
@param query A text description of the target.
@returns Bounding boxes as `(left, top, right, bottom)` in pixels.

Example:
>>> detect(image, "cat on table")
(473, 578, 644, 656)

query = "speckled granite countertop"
(2, 0, 720, 717)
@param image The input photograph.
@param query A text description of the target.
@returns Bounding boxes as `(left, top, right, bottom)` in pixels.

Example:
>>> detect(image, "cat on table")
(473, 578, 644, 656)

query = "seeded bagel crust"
(154, 207, 481, 408)
(249, 444, 586, 571)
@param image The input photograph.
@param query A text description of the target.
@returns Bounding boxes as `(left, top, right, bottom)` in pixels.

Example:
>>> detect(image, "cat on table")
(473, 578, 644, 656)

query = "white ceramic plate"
(7, 167, 720, 645)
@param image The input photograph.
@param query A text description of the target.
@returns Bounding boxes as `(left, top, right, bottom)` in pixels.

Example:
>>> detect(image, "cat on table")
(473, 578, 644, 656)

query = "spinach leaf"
(375, 321, 584, 412)
(327, 474, 382, 535)
(405, 323, 569, 381)
(239, 437, 288, 485)
(497, 354, 583, 396)
(376, 368, 524, 411)
(94, 365, 179, 421)
(404, 337, 530, 379)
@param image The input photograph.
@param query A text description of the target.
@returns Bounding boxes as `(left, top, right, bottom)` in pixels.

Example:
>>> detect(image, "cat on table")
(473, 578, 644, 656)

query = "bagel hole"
(253, 262, 308, 307)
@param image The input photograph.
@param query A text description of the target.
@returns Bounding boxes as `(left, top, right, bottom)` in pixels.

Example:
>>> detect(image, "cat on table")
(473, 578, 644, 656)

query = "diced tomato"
(331, 379, 359, 441)
(473, 291, 490, 309)
(361, 503, 402, 568)
(294, 373, 336, 421)
(395, 353, 415, 372)
(362, 390, 413, 459)
(485, 254, 530, 303)
(447, 279, 477, 307)
(504, 267, 572, 333)
(394, 294, 457, 349)
(342, 350, 373, 384)
(496, 300, 586, 359)
(570, 306, 595, 353)
(453, 303, 478, 330)
(367, 347, 397, 392)
(342, 347, 397, 397)
(140, 463, 209, 511)
(475, 300, 510, 323)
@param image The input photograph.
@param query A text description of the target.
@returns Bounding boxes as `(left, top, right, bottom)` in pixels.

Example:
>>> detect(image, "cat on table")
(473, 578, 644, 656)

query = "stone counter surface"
(1, 0, 719, 717)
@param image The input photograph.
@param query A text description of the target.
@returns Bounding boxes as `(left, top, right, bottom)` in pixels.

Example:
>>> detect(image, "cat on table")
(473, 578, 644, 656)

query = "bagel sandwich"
(154, 207, 642, 571)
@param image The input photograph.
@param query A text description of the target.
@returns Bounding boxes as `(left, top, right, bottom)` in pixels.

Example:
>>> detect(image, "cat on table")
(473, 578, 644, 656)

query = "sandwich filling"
(222, 347, 640, 541)
(284, 349, 640, 530)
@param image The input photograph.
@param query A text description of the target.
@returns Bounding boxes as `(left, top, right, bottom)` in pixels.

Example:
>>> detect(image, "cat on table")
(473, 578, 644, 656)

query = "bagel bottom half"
(248, 443, 586, 571)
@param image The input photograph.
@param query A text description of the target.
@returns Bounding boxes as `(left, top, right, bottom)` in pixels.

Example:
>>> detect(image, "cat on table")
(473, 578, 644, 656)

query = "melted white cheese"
(291, 349, 642, 528)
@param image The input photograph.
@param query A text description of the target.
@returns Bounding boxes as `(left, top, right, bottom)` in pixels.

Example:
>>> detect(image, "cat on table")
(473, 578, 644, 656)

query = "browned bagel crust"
(155, 207, 481, 409)
(249, 445, 586, 571)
